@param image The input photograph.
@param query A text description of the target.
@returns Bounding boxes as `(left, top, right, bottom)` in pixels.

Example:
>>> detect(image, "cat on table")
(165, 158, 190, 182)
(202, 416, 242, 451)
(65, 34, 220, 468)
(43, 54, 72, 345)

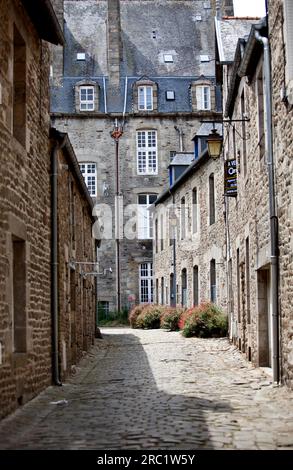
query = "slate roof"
(51, 76, 220, 114)
(194, 122, 222, 137)
(215, 17, 261, 64)
(51, 0, 221, 114)
(169, 153, 194, 166)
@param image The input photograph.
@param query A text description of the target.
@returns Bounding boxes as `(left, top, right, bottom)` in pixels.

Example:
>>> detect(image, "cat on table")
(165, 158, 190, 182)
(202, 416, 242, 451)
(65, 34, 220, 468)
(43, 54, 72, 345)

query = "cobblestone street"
(0, 328, 293, 450)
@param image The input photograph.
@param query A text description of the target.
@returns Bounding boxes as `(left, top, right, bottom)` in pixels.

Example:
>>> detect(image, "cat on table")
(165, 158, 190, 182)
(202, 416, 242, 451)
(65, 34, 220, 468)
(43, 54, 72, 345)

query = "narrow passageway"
(0, 328, 292, 450)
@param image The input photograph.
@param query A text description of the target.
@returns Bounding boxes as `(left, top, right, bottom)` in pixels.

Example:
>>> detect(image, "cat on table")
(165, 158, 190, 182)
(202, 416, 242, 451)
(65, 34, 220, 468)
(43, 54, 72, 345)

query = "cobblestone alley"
(0, 328, 293, 450)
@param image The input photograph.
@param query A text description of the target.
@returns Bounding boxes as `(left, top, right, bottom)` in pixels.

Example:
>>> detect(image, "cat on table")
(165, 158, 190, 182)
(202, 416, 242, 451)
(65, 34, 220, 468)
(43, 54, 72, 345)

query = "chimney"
(107, 0, 121, 87)
(222, 0, 234, 17)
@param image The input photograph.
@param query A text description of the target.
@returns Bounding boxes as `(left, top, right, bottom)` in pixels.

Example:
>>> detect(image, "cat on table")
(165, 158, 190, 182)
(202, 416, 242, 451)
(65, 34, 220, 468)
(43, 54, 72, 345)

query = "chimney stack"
(107, 0, 122, 87)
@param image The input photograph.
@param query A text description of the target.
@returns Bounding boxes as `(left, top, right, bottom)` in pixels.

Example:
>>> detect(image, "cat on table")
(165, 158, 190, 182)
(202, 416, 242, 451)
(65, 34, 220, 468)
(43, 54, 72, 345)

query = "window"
(284, 1, 293, 88)
(155, 218, 158, 253)
(137, 194, 157, 239)
(13, 26, 26, 146)
(170, 273, 175, 306)
(79, 163, 97, 197)
(138, 86, 153, 110)
(12, 237, 26, 353)
(77, 53, 86, 60)
(200, 55, 210, 62)
(257, 66, 265, 159)
(209, 174, 215, 225)
(193, 265, 199, 306)
(196, 86, 211, 110)
(241, 90, 247, 175)
(181, 269, 187, 307)
(210, 259, 216, 303)
(140, 263, 153, 303)
(192, 188, 198, 234)
(160, 213, 164, 251)
(181, 197, 186, 240)
(137, 130, 157, 175)
(80, 86, 95, 111)
(246, 237, 251, 324)
(166, 90, 175, 100)
(164, 54, 173, 63)
(161, 277, 164, 304)
(237, 248, 241, 323)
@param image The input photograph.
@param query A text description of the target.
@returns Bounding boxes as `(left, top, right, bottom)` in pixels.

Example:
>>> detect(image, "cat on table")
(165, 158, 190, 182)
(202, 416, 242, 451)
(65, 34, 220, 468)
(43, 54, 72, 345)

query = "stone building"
(50, 129, 97, 382)
(268, 0, 293, 388)
(215, 2, 293, 387)
(50, 0, 232, 314)
(153, 123, 227, 311)
(0, 0, 63, 419)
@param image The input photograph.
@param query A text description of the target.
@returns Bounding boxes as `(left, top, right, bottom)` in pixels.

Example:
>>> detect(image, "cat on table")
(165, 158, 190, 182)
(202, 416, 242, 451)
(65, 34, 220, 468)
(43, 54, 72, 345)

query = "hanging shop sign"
(224, 159, 237, 197)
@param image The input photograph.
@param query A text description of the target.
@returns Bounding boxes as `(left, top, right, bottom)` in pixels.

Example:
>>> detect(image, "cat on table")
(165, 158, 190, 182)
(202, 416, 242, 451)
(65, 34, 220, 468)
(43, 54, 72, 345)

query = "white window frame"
(79, 85, 95, 111)
(138, 86, 153, 110)
(164, 54, 173, 63)
(196, 85, 211, 110)
(79, 162, 97, 197)
(139, 263, 153, 304)
(137, 194, 157, 239)
(137, 130, 158, 175)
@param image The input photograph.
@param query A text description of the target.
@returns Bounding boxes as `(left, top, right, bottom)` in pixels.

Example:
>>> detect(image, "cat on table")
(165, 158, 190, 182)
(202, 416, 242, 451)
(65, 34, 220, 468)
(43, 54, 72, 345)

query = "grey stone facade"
(50, 0, 226, 312)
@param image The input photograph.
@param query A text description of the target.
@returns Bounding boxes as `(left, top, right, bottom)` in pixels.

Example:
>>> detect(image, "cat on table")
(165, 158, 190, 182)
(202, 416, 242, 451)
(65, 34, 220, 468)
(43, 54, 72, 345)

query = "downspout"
(103, 76, 107, 114)
(51, 136, 66, 386)
(122, 76, 128, 126)
(255, 31, 279, 384)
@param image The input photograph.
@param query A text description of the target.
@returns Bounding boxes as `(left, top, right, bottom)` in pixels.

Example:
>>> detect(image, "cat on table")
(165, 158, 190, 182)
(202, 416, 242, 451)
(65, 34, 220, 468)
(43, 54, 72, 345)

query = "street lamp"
(206, 127, 223, 159)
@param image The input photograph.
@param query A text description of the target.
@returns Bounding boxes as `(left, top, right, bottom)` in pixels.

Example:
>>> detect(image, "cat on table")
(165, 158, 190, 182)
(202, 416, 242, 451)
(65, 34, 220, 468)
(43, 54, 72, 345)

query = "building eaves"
(215, 17, 260, 64)
(193, 122, 222, 138)
(155, 151, 209, 206)
(225, 18, 267, 118)
(50, 128, 95, 221)
(21, 0, 64, 45)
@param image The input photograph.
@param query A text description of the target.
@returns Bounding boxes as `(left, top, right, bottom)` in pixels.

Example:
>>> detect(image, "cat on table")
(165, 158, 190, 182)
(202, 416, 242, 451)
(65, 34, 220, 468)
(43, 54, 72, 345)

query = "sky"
(233, 0, 266, 17)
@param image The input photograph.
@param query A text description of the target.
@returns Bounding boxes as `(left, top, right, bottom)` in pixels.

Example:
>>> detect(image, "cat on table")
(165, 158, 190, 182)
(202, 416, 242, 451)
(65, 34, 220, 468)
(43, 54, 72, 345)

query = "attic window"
(77, 53, 86, 60)
(164, 54, 173, 63)
(200, 55, 210, 62)
(166, 90, 175, 101)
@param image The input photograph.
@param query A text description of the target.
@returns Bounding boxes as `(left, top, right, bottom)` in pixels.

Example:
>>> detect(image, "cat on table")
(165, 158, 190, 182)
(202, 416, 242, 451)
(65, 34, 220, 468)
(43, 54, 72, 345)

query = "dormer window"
(138, 86, 153, 110)
(133, 78, 158, 113)
(191, 79, 214, 112)
(79, 86, 95, 111)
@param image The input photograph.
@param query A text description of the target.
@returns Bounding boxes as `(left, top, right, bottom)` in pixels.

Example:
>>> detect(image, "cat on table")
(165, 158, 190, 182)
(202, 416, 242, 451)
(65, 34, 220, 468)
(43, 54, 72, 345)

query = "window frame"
(79, 162, 97, 197)
(139, 262, 154, 304)
(138, 85, 153, 111)
(137, 193, 157, 239)
(79, 85, 95, 111)
(197, 85, 211, 110)
(136, 130, 158, 175)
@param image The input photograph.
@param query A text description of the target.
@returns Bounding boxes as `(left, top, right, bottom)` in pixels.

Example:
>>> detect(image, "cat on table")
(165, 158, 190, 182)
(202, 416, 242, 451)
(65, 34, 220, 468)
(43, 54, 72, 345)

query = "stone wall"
(0, 0, 52, 419)
(154, 155, 227, 312)
(269, 0, 293, 387)
(55, 141, 96, 380)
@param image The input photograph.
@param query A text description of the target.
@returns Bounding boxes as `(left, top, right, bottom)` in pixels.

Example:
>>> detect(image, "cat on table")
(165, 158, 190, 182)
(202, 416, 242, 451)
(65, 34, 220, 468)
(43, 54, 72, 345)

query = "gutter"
(255, 31, 279, 384)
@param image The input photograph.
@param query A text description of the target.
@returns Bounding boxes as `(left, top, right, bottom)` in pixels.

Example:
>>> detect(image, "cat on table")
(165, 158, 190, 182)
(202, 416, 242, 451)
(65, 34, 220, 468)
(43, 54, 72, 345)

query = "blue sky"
(233, 0, 266, 17)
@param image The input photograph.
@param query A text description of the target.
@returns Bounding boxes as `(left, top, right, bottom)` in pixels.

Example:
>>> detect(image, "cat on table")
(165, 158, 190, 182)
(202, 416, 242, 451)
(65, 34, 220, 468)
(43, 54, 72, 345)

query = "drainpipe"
(51, 136, 66, 386)
(255, 31, 279, 384)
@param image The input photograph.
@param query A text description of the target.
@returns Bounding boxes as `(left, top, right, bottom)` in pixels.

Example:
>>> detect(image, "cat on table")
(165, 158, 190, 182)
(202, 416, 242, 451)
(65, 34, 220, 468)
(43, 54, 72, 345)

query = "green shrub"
(160, 307, 184, 331)
(182, 302, 228, 338)
(136, 304, 164, 329)
(128, 304, 145, 328)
